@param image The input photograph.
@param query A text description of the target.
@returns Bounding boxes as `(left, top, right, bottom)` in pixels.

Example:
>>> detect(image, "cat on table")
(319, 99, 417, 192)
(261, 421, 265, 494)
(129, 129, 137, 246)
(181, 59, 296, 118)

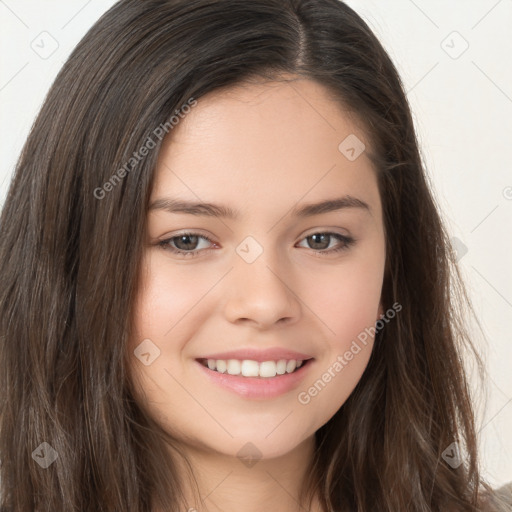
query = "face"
(129, 77, 386, 461)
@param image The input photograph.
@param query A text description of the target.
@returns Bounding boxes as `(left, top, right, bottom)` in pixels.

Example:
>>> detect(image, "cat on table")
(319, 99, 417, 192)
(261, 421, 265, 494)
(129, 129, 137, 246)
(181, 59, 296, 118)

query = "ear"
(377, 303, 384, 321)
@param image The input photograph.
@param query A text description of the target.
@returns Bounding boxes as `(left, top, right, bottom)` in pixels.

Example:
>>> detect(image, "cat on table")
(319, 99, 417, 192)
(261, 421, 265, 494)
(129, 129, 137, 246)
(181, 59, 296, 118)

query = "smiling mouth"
(196, 357, 313, 378)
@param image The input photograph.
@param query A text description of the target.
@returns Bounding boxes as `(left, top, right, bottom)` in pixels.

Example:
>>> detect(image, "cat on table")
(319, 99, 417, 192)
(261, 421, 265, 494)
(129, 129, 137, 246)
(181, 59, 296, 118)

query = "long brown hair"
(0, 0, 506, 510)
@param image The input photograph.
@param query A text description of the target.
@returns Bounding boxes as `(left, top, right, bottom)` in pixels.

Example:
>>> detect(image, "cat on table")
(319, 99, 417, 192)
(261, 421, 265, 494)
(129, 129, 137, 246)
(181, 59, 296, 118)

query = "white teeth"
(259, 361, 277, 378)
(202, 358, 306, 377)
(227, 359, 241, 375)
(286, 360, 297, 373)
(241, 360, 259, 377)
(276, 359, 287, 375)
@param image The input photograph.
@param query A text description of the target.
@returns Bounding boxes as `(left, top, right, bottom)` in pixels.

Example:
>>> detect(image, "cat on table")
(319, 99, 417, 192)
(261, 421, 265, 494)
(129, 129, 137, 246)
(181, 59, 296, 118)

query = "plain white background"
(0, 0, 511, 488)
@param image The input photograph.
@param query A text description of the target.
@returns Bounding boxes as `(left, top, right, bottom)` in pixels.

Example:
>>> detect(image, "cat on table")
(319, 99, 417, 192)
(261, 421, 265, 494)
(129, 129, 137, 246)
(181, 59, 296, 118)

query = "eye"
(296, 232, 355, 255)
(156, 231, 355, 258)
(157, 232, 215, 258)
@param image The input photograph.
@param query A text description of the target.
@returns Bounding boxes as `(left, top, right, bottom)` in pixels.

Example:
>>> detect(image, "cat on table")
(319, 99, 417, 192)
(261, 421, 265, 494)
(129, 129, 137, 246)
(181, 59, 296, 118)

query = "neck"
(159, 434, 323, 512)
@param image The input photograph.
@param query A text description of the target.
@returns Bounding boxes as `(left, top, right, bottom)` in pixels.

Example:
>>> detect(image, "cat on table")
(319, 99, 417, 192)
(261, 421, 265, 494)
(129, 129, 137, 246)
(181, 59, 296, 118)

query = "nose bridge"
(223, 235, 301, 327)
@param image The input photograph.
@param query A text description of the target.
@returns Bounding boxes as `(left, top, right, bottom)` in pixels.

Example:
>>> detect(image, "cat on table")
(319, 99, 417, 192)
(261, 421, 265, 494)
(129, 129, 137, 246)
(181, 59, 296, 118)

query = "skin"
(129, 75, 386, 512)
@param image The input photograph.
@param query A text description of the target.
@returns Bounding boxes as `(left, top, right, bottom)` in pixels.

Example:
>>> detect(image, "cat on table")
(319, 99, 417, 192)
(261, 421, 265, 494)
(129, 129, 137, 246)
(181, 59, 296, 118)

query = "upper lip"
(197, 348, 314, 363)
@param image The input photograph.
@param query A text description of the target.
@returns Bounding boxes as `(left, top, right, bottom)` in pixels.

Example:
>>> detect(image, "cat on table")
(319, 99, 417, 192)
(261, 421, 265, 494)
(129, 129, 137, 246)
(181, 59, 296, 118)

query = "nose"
(223, 250, 302, 329)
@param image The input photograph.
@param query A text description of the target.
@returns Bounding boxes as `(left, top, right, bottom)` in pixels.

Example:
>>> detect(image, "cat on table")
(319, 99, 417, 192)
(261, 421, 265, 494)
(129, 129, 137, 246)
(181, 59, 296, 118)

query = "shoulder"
(495, 481, 512, 502)
(482, 481, 512, 511)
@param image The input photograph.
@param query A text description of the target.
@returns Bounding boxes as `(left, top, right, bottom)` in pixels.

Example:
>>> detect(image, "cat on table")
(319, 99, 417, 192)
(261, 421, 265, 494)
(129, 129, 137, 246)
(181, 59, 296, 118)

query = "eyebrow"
(148, 195, 371, 219)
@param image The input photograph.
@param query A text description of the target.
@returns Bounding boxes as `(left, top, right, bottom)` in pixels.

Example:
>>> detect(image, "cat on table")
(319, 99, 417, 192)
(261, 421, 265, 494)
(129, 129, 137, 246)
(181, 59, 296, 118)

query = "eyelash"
(157, 231, 356, 258)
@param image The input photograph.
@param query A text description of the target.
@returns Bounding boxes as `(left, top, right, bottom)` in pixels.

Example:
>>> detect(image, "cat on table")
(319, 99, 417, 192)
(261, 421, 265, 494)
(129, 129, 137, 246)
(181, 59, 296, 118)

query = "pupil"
(176, 235, 198, 250)
(309, 234, 329, 250)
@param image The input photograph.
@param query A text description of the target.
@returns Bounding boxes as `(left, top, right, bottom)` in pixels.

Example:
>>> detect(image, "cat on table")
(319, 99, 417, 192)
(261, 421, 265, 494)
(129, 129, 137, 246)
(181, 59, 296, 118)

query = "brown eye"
(172, 234, 201, 251)
(297, 232, 355, 255)
(158, 233, 215, 257)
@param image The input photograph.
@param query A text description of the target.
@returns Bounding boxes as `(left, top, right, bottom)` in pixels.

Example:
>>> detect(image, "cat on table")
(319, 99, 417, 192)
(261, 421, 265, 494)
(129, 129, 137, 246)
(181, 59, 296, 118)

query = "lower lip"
(194, 359, 314, 400)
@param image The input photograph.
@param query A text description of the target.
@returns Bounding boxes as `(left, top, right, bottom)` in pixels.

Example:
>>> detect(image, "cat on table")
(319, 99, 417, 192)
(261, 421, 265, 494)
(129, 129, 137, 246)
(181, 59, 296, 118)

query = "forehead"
(151, 77, 380, 221)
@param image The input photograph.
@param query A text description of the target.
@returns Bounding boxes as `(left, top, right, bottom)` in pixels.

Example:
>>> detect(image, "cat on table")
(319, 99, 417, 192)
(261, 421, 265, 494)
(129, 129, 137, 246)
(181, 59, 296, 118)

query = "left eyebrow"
(148, 195, 371, 219)
(291, 195, 371, 217)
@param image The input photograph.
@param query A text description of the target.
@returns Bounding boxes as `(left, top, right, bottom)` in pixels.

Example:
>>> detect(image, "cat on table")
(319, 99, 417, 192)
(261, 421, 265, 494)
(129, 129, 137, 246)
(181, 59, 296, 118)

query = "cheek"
(313, 251, 384, 346)
(297, 250, 383, 418)
(128, 253, 213, 426)
(131, 252, 212, 345)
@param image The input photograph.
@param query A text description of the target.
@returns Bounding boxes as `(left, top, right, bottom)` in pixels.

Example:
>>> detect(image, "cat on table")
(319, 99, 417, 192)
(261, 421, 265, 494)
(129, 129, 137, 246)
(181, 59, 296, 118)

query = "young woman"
(0, 0, 509, 510)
